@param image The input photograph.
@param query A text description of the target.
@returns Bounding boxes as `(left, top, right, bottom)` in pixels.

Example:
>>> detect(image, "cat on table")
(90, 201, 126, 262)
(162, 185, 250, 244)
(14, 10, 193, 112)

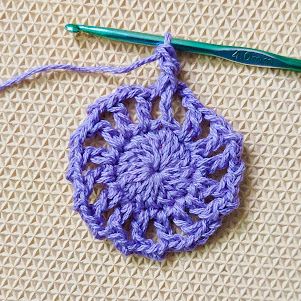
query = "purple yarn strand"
(1, 33, 245, 260)
(0, 53, 159, 92)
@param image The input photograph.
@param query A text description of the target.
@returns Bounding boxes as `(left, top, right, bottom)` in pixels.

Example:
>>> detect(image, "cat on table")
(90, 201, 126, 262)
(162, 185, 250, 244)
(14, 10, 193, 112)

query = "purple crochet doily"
(65, 34, 245, 260)
(0, 32, 245, 260)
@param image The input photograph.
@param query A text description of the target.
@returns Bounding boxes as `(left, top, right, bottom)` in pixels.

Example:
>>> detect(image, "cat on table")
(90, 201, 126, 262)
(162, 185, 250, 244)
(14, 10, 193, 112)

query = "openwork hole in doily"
(150, 96, 161, 119)
(66, 37, 244, 260)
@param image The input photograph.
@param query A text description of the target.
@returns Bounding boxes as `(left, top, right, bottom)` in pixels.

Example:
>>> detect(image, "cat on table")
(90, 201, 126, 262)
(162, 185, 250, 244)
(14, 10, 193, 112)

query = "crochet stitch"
(0, 34, 245, 260)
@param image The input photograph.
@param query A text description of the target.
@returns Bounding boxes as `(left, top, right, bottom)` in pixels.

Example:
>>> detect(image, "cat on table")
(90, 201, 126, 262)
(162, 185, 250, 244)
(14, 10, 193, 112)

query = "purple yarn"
(1, 33, 245, 260)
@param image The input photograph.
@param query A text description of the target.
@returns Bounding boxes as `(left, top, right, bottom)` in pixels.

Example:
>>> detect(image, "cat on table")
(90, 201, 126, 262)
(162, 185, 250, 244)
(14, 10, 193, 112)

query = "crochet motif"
(65, 34, 245, 260)
(0, 32, 245, 260)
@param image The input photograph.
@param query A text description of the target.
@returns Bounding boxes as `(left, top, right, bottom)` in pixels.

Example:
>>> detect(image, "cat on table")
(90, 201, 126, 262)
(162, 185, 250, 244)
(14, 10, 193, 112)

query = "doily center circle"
(114, 127, 194, 207)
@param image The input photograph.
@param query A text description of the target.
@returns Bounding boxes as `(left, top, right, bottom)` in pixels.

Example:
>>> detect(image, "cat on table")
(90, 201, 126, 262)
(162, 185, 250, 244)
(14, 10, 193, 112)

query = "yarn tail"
(0, 53, 159, 92)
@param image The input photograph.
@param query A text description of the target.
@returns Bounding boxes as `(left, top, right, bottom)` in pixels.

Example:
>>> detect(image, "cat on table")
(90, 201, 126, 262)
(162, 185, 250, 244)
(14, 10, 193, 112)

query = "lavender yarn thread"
(1, 34, 245, 260)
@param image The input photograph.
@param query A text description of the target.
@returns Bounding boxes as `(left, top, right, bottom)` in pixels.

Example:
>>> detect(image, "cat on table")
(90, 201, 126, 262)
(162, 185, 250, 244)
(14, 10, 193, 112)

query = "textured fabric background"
(1, 1, 301, 300)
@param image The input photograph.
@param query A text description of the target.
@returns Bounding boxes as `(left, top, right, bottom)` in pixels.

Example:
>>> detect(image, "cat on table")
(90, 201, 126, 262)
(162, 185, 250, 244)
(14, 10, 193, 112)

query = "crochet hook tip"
(65, 24, 80, 33)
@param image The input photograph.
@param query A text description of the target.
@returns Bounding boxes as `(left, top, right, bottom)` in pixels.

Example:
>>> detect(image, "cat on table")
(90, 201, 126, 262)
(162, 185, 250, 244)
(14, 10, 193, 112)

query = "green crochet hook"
(65, 24, 301, 73)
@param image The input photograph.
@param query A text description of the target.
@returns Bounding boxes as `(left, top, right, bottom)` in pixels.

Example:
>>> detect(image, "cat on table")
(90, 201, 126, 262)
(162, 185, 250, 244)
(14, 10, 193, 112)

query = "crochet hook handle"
(65, 24, 301, 73)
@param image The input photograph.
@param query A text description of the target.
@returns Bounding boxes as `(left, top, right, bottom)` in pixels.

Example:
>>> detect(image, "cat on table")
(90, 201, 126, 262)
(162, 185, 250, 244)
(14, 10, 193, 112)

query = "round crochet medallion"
(66, 34, 245, 260)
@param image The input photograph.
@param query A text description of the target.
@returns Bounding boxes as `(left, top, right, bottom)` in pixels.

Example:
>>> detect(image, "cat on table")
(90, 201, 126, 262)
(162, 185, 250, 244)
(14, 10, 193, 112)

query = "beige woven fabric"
(1, 1, 301, 300)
